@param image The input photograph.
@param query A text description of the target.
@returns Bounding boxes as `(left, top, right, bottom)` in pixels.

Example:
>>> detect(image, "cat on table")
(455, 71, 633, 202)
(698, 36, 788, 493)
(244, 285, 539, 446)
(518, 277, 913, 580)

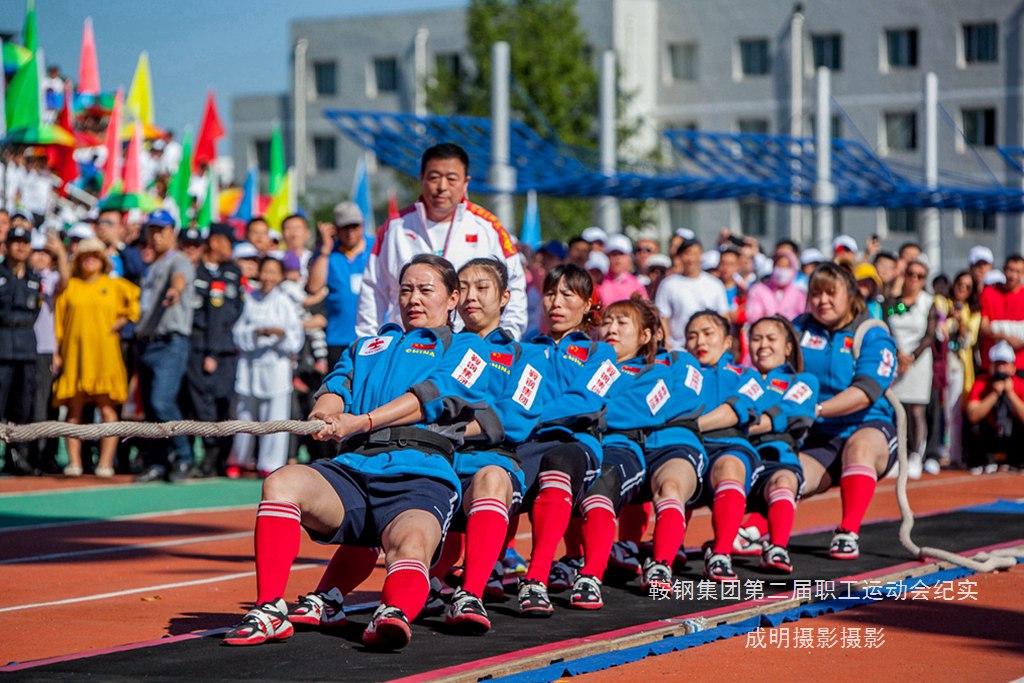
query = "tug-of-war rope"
(1, 407, 1019, 574)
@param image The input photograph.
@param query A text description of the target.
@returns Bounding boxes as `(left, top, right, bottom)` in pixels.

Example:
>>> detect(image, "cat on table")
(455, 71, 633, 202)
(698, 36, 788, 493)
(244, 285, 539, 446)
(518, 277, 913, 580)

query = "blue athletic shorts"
(306, 459, 458, 547)
(636, 443, 707, 505)
(802, 419, 898, 482)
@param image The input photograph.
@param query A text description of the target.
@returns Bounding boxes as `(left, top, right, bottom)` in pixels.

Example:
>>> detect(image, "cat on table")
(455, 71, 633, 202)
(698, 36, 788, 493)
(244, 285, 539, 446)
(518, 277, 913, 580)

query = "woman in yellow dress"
(53, 238, 140, 477)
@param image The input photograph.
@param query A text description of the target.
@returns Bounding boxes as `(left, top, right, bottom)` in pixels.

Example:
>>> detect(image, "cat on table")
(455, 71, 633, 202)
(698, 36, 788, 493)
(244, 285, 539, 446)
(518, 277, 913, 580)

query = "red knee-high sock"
(839, 464, 877, 534)
(255, 500, 302, 604)
(563, 517, 585, 558)
(430, 532, 465, 579)
(742, 511, 770, 537)
(580, 495, 617, 579)
(524, 471, 574, 583)
(711, 479, 747, 555)
(618, 502, 651, 543)
(506, 514, 521, 549)
(652, 498, 686, 565)
(380, 559, 430, 620)
(766, 488, 797, 547)
(316, 545, 381, 595)
(462, 498, 509, 598)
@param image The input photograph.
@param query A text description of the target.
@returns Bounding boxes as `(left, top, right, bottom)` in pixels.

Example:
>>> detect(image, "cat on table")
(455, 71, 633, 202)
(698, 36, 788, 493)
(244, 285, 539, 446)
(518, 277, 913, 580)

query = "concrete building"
(231, 0, 1024, 272)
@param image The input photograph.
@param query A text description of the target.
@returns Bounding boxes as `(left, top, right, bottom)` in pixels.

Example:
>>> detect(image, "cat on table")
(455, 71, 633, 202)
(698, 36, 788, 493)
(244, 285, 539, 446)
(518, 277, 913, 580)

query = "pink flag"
(100, 88, 124, 198)
(122, 121, 143, 194)
(78, 17, 100, 95)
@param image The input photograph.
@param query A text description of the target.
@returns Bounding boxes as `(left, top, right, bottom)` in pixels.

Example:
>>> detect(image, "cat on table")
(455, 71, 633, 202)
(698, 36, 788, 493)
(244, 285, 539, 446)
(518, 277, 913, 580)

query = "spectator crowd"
(0, 144, 1022, 482)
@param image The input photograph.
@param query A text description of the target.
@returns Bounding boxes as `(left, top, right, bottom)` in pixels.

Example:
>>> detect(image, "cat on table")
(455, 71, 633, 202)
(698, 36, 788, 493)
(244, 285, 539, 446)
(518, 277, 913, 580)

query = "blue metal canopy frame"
(324, 109, 1024, 212)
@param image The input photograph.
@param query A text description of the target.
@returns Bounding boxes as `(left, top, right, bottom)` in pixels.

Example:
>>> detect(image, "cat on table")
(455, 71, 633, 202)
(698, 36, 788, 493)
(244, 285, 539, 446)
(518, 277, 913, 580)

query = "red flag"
(387, 188, 400, 220)
(100, 89, 124, 198)
(48, 82, 80, 192)
(122, 122, 142, 194)
(78, 17, 100, 95)
(193, 90, 224, 172)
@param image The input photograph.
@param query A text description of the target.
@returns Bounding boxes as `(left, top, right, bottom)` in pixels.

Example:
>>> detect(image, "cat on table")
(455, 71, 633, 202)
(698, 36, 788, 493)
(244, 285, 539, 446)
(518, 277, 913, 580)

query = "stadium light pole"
(294, 38, 308, 198)
(599, 49, 621, 235)
(922, 72, 941, 272)
(813, 66, 835, 254)
(788, 4, 805, 243)
(490, 41, 516, 233)
(414, 28, 429, 118)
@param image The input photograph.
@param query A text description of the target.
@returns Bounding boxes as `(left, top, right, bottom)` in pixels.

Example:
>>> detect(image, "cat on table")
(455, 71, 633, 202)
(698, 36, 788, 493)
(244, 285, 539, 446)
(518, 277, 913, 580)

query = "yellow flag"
(126, 52, 154, 125)
(265, 167, 293, 230)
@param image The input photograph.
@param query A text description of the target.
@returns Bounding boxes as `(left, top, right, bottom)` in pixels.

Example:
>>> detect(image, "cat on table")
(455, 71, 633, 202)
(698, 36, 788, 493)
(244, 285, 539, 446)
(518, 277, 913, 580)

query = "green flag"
(23, 0, 36, 53)
(268, 123, 285, 196)
(169, 130, 193, 224)
(196, 168, 215, 228)
(5, 49, 40, 131)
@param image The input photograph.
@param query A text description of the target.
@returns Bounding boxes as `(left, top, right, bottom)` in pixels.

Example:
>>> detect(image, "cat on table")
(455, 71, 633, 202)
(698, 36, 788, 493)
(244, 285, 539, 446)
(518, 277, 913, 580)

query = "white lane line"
(0, 562, 324, 614)
(0, 531, 251, 565)
(0, 503, 257, 534)
(0, 479, 250, 499)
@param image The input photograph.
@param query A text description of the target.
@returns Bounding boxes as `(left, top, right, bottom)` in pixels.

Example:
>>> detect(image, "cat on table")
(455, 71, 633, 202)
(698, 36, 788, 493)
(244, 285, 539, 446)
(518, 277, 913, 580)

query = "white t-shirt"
(654, 271, 729, 350)
(425, 219, 450, 256)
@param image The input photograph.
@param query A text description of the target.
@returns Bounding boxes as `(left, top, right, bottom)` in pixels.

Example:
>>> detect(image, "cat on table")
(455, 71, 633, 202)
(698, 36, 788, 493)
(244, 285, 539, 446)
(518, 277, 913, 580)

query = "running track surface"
(0, 471, 1022, 680)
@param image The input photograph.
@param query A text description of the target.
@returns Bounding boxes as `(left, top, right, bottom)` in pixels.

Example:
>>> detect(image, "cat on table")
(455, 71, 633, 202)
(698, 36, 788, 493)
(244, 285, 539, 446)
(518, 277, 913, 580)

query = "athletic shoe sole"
(222, 623, 293, 646)
(290, 615, 347, 628)
(445, 613, 491, 635)
(829, 551, 859, 560)
(569, 599, 603, 610)
(520, 606, 554, 618)
(759, 560, 793, 574)
(362, 619, 412, 650)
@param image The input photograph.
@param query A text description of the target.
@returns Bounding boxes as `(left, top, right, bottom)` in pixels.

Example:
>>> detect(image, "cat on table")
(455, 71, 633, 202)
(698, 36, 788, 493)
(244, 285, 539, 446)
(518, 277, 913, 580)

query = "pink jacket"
(745, 281, 807, 322)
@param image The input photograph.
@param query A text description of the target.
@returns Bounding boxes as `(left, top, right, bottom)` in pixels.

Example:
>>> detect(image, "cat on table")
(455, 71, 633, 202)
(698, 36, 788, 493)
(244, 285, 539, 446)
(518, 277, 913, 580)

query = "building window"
(313, 136, 337, 171)
(887, 208, 917, 234)
(255, 139, 272, 171)
(738, 118, 769, 134)
(668, 42, 698, 82)
(739, 199, 767, 236)
(373, 56, 399, 94)
(739, 39, 771, 77)
(313, 61, 337, 97)
(884, 112, 917, 152)
(435, 52, 462, 79)
(885, 28, 918, 68)
(812, 34, 842, 71)
(964, 210, 996, 232)
(962, 23, 998, 64)
(962, 108, 996, 147)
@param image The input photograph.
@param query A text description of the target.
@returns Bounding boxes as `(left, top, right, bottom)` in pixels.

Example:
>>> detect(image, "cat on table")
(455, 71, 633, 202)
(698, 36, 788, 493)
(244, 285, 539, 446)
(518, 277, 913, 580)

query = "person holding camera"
(966, 341, 1024, 474)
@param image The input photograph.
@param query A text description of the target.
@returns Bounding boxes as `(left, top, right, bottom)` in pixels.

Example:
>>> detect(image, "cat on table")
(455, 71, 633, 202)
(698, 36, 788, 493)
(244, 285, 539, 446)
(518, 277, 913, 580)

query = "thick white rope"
(0, 419, 325, 443)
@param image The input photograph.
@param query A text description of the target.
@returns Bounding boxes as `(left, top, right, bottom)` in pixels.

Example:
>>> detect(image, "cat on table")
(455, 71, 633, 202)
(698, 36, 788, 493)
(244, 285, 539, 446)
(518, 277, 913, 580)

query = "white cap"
(232, 242, 260, 260)
(268, 228, 283, 242)
(674, 227, 695, 240)
(585, 251, 609, 274)
(755, 252, 773, 279)
(605, 234, 633, 255)
(701, 250, 720, 271)
(29, 230, 47, 251)
(989, 340, 1015, 364)
(832, 234, 858, 254)
(968, 245, 994, 266)
(647, 254, 671, 270)
(801, 247, 826, 265)
(581, 226, 608, 244)
(67, 223, 96, 240)
(983, 269, 1006, 286)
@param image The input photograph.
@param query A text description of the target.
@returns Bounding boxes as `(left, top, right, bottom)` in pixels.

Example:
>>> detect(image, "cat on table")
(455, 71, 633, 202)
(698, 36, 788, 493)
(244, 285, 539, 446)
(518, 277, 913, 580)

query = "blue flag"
(234, 166, 258, 221)
(352, 155, 374, 238)
(520, 189, 541, 249)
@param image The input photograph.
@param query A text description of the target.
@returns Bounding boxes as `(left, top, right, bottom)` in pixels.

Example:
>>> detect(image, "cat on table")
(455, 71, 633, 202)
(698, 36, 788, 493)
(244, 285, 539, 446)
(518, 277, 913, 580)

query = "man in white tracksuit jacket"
(355, 143, 527, 339)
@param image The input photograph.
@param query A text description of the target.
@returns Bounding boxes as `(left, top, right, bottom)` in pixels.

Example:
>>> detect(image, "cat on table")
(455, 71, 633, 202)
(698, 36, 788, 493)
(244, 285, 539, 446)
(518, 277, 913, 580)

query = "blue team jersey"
(317, 323, 495, 490)
(698, 352, 763, 449)
(793, 313, 897, 437)
(601, 355, 671, 463)
(644, 349, 706, 452)
(526, 331, 619, 463)
(753, 365, 819, 464)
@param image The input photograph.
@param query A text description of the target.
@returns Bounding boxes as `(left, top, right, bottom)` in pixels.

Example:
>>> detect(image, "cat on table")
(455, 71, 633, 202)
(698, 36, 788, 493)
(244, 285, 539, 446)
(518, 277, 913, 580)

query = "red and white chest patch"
(359, 336, 393, 356)
(646, 379, 671, 415)
(586, 360, 621, 397)
(452, 350, 486, 387)
(512, 364, 542, 409)
(685, 365, 703, 394)
(878, 348, 895, 378)
(738, 377, 764, 401)
(800, 331, 827, 351)
(783, 381, 812, 404)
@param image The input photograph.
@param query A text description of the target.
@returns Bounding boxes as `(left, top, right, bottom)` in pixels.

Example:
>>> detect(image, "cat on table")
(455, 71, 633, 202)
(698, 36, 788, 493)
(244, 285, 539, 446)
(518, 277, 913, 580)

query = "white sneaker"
(969, 467, 983, 476)
(984, 463, 999, 474)
(923, 459, 941, 476)
(907, 454, 923, 480)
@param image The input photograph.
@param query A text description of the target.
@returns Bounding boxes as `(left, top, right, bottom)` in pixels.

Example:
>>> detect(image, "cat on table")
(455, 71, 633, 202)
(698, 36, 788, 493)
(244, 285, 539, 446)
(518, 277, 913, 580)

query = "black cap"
(6, 226, 32, 242)
(180, 227, 203, 244)
(207, 222, 236, 242)
(676, 238, 701, 255)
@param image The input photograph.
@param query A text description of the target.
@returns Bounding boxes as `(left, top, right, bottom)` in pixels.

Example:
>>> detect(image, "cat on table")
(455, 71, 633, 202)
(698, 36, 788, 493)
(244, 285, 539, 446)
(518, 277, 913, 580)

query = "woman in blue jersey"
(223, 255, 494, 651)
(744, 316, 818, 574)
(441, 257, 546, 633)
(794, 263, 898, 561)
(516, 264, 620, 617)
(566, 297, 662, 609)
(685, 310, 765, 582)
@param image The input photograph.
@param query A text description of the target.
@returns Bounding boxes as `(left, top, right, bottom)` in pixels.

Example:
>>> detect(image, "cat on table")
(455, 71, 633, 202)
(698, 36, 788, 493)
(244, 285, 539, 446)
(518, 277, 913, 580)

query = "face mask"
(771, 267, 795, 287)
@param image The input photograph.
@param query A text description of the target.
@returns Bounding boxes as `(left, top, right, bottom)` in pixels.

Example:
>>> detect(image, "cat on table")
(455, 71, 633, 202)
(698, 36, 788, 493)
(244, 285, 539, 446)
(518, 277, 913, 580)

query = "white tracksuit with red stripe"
(355, 198, 527, 340)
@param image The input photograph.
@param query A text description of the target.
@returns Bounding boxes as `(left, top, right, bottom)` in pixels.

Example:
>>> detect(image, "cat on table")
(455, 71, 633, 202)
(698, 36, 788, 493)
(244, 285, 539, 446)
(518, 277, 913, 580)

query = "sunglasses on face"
(906, 272, 926, 280)
(636, 246, 655, 253)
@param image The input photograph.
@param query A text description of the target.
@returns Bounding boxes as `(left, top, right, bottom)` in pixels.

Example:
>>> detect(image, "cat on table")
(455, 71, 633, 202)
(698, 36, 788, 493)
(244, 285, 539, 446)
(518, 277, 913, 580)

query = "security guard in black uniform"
(185, 222, 244, 476)
(0, 226, 43, 475)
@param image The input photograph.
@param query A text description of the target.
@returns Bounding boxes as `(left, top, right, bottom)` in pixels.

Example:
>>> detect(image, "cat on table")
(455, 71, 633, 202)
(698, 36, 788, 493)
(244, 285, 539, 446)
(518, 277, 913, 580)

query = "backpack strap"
(851, 318, 889, 360)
